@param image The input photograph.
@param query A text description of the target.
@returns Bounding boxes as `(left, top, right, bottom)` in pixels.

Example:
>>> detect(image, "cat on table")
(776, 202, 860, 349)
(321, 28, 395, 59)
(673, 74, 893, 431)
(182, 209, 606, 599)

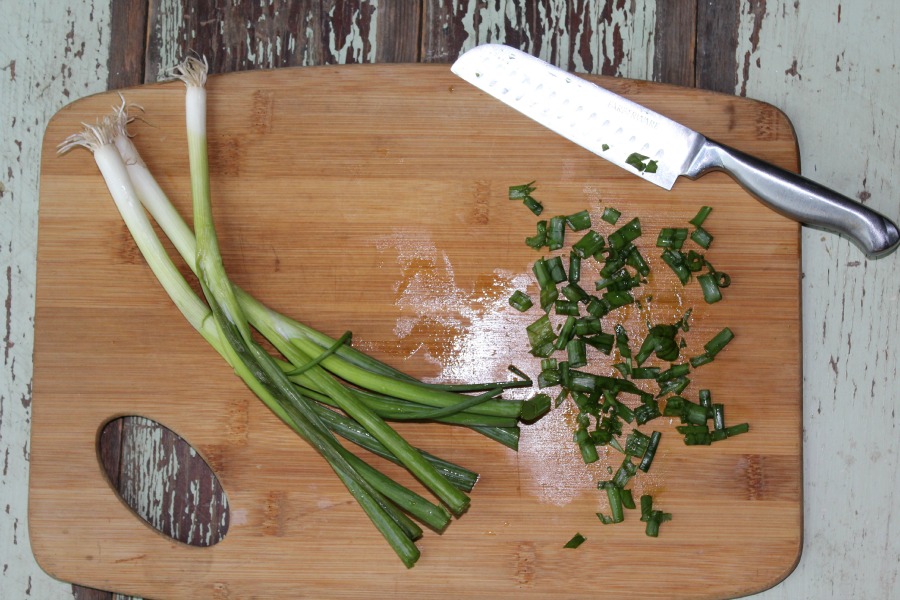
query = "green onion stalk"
(59, 57, 550, 566)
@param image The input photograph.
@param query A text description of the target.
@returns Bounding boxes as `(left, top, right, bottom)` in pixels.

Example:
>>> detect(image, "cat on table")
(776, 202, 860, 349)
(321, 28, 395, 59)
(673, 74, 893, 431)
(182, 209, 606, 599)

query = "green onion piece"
(661, 248, 691, 284)
(540, 357, 558, 371)
(564, 532, 587, 548)
(625, 429, 652, 457)
(537, 367, 561, 389)
(548, 215, 566, 250)
(612, 457, 638, 488)
(583, 333, 615, 355)
(566, 338, 588, 369)
(607, 485, 625, 523)
(638, 431, 661, 472)
(508, 290, 533, 312)
(625, 152, 650, 171)
(568, 252, 582, 284)
(603, 290, 635, 308)
(585, 296, 610, 318)
(725, 423, 750, 437)
(626, 246, 651, 277)
(539, 285, 559, 312)
(561, 283, 589, 303)
(690, 205, 713, 227)
(546, 256, 567, 283)
(615, 324, 632, 359)
(699, 389, 712, 412)
(631, 366, 661, 380)
(601, 207, 621, 225)
(681, 400, 709, 426)
(572, 229, 606, 257)
(657, 363, 691, 382)
(526, 220, 548, 250)
(634, 399, 661, 425)
(509, 180, 536, 199)
(532, 258, 553, 289)
(555, 300, 580, 316)
(640, 494, 654, 520)
(521, 394, 552, 422)
(558, 361, 571, 389)
(621, 488, 636, 510)
(574, 317, 602, 337)
(684, 430, 712, 445)
(507, 364, 531, 383)
(704, 327, 735, 358)
(713, 403, 726, 431)
(574, 427, 599, 464)
(698, 273, 722, 303)
(663, 396, 686, 416)
(555, 316, 577, 350)
(685, 249, 706, 272)
(602, 143, 610, 151)
(526, 314, 556, 349)
(715, 271, 732, 288)
(657, 376, 690, 397)
(691, 226, 714, 249)
(522, 195, 544, 216)
(566, 210, 592, 231)
(689, 352, 713, 368)
(645, 510, 672, 537)
(608, 217, 642, 250)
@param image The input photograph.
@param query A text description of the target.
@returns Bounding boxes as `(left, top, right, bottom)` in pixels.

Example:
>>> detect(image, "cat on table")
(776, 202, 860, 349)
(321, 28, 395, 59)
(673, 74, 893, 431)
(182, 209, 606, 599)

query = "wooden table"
(2, 2, 898, 599)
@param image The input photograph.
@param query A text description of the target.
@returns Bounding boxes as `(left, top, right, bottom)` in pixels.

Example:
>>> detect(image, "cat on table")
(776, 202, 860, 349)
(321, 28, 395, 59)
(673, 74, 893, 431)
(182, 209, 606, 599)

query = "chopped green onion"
(525, 220, 548, 249)
(601, 207, 621, 224)
(548, 215, 566, 250)
(526, 314, 556, 350)
(689, 205, 713, 227)
(566, 210, 592, 231)
(638, 431, 661, 472)
(698, 273, 722, 303)
(566, 338, 588, 369)
(572, 230, 606, 257)
(555, 300, 580, 316)
(555, 316, 577, 350)
(704, 327, 735, 358)
(522, 195, 544, 216)
(608, 217, 642, 250)
(564, 532, 587, 548)
(509, 181, 536, 199)
(725, 423, 750, 437)
(508, 290, 533, 312)
(691, 226, 714, 249)
(546, 255, 567, 283)
(567, 252, 581, 284)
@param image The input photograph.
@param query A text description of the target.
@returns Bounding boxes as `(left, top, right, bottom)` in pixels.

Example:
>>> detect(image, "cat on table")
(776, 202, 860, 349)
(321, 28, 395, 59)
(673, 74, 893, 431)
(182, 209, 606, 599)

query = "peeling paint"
(1, 2, 112, 597)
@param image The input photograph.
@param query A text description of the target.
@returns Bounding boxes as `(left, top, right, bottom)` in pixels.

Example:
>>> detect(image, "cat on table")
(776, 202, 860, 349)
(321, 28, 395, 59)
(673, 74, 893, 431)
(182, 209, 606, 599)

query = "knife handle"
(687, 139, 900, 258)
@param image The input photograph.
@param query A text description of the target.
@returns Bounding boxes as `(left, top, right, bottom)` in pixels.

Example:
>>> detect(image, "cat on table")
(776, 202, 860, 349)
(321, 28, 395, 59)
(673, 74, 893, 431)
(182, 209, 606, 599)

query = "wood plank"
(695, 0, 741, 93)
(32, 63, 802, 600)
(421, 0, 662, 80)
(653, 0, 696, 86)
(106, 0, 148, 89)
(734, 2, 900, 598)
(0, 1, 116, 599)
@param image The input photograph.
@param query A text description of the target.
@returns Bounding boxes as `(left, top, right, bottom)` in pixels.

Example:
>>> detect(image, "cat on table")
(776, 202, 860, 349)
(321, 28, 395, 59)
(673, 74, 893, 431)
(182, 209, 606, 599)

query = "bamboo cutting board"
(31, 65, 802, 599)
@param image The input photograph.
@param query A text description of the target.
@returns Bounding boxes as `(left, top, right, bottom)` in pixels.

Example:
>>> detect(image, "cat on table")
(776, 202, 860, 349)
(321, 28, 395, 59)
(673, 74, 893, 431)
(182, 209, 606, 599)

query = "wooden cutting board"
(31, 65, 802, 599)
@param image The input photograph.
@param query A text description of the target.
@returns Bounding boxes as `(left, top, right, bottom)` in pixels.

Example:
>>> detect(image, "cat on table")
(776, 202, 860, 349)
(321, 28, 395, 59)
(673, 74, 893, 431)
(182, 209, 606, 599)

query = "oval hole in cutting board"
(98, 416, 230, 547)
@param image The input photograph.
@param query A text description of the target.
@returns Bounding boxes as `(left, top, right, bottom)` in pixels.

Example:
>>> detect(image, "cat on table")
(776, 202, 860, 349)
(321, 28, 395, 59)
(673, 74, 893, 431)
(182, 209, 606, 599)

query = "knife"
(451, 44, 900, 258)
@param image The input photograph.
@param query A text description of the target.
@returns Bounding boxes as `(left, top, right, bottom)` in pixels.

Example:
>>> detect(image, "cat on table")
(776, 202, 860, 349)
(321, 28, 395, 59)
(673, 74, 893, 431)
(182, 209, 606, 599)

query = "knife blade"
(451, 44, 899, 258)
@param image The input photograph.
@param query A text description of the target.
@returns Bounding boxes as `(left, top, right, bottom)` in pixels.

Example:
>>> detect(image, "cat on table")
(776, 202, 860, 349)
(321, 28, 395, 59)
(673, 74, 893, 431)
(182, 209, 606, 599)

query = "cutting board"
(31, 64, 802, 599)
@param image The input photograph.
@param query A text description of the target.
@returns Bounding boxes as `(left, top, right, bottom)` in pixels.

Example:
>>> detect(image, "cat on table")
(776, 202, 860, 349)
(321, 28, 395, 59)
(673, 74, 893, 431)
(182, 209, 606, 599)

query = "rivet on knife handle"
(451, 44, 900, 258)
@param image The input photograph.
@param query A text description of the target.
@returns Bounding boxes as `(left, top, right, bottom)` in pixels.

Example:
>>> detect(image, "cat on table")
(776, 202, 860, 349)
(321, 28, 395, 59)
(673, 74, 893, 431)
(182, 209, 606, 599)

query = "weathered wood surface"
(2, 1, 898, 599)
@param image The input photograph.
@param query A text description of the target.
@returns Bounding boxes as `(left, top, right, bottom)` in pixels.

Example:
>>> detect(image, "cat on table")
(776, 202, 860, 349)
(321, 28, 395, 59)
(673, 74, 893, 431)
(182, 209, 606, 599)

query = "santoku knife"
(451, 44, 899, 258)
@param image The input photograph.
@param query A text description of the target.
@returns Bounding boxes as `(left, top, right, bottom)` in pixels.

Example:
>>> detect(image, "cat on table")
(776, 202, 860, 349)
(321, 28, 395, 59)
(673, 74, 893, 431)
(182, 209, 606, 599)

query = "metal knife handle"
(686, 139, 900, 257)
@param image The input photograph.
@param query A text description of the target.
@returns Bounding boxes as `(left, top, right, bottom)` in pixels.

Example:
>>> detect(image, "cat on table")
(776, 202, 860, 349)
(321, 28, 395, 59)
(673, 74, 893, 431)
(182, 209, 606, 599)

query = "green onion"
(548, 215, 566, 250)
(566, 210, 592, 231)
(508, 290, 533, 312)
(564, 533, 587, 548)
(690, 206, 713, 227)
(691, 226, 714, 249)
(601, 207, 621, 224)
(525, 220, 548, 249)
(704, 327, 735, 358)
(638, 431, 661, 472)
(572, 230, 606, 257)
(698, 273, 722, 303)
(546, 255, 567, 283)
(522, 195, 544, 216)
(509, 181, 536, 199)
(567, 252, 582, 284)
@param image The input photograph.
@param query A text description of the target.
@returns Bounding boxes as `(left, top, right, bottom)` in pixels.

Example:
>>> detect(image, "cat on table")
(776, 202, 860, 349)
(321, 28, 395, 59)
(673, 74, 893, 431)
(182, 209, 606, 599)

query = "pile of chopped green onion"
(57, 57, 550, 568)
(508, 183, 749, 543)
